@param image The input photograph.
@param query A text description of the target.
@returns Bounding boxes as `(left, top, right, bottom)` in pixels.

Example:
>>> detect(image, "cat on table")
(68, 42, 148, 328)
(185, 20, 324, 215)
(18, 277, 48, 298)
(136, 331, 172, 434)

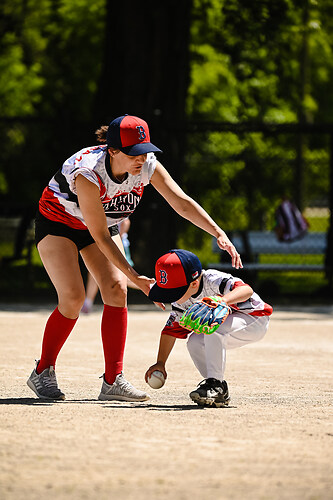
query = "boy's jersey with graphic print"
(162, 269, 273, 339)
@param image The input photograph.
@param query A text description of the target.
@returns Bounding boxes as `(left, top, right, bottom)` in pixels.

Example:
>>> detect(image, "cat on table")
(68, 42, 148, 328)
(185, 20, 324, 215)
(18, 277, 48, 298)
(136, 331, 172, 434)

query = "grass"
(307, 215, 330, 232)
(260, 254, 324, 265)
(256, 270, 330, 299)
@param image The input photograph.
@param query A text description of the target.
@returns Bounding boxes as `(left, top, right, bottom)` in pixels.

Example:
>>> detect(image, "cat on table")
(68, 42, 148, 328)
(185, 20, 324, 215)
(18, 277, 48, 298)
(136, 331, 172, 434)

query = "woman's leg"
(38, 235, 86, 318)
(85, 272, 99, 303)
(27, 235, 85, 399)
(36, 235, 85, 372)
(81, 235, 149, 401)
(81, 272, 100, 313)
(81, 234, 128, 385)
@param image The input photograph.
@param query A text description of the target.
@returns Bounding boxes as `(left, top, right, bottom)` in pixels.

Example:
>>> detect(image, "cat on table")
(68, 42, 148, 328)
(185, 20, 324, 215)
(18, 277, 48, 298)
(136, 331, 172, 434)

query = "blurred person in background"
(275, 197, 309, 242)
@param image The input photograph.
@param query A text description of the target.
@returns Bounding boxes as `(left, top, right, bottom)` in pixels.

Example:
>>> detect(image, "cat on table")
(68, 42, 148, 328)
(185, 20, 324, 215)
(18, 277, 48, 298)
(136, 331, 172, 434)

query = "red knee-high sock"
(37, 307, 78, 374)
(101, 305, 127, 385)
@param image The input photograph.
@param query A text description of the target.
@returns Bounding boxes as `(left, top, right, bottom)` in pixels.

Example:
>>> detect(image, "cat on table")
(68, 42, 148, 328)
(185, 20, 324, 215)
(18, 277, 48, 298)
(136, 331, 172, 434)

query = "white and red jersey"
(39, 145, 157, 229)
(162, 269, 273, 339)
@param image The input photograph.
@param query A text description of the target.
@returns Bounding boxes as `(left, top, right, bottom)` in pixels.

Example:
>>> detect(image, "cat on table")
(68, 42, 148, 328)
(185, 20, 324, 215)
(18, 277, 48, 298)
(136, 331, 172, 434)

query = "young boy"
(145, 249, 273, 407)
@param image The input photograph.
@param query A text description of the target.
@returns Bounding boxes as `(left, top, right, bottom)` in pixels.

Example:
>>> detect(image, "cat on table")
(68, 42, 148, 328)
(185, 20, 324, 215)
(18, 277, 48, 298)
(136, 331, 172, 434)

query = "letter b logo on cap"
(159, 270, 168, 285)
(136, 125, 146, 141)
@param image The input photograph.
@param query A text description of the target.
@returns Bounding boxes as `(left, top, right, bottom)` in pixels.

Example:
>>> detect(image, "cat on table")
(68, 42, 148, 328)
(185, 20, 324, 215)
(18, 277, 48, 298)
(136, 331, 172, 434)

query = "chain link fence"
(179, 124, 333, 299)
(0, 120, 332, 301)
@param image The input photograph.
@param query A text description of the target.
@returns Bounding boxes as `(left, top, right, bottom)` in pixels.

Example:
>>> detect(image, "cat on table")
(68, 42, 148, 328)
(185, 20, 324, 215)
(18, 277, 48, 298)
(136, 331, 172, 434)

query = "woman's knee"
(100, 279, 127, 306)
(58, 287, 86, 316)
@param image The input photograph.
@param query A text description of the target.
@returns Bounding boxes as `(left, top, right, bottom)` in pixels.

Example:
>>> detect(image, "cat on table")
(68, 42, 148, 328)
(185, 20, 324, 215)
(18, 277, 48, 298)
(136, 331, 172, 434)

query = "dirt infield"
(0, 304, 332, 500)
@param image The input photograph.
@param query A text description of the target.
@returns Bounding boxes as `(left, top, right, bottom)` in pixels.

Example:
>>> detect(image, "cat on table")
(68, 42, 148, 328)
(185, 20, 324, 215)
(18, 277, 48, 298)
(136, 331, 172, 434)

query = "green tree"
(94, 0, 193, 269)
(181, 0, 332, 260)
(0, 0, 332, 270)
(0, 0, 106, 204)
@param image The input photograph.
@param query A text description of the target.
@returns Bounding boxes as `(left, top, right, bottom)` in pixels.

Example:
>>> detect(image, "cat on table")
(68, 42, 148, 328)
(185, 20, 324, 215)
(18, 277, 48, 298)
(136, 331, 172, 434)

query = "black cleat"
(189, 378, 230, 407)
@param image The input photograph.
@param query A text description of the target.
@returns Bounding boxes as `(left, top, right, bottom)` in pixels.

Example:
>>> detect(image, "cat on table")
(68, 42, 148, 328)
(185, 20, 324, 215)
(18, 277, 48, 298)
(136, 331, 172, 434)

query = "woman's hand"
(217, 234, 243, 269)
(132, 275, 156, 296)
(145, 362, 167, 382)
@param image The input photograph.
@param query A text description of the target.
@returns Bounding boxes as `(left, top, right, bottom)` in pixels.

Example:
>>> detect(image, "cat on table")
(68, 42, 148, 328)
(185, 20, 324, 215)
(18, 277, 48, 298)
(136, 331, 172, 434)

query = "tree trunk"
(295, 0, 310, 211)
(95, 1, 192, 273)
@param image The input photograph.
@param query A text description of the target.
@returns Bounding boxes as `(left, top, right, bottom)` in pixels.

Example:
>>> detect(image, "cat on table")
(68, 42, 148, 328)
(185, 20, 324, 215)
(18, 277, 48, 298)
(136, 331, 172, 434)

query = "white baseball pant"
(186, 311, 270, 381)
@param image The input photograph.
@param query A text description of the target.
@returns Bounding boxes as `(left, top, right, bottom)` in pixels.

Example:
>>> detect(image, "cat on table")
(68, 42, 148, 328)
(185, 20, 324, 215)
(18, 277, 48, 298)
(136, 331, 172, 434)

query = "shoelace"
(42, 371, 58, 389)
(117, 376, 134, 390)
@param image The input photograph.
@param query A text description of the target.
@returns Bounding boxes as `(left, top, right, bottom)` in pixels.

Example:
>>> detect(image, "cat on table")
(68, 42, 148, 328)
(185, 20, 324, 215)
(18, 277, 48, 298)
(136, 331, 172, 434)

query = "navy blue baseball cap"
(106, 115, 162, 156)
(148, 249, 202, 303)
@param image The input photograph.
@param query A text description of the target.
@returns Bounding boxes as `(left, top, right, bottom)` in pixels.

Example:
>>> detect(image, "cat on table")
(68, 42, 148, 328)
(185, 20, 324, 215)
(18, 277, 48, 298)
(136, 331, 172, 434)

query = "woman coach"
(27, 114, 242, 402)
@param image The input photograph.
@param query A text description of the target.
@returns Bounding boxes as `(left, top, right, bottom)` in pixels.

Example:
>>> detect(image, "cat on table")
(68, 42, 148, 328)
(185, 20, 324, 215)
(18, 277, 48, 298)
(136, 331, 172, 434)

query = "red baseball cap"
(148, 249, 202, 303)
(106, 115, 162, 156)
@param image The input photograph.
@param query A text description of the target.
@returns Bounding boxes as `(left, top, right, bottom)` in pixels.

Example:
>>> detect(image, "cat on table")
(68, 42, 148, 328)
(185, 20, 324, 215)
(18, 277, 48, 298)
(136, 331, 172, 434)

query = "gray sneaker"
(27, 362, 65, 400)
(98, 373, 150, 402)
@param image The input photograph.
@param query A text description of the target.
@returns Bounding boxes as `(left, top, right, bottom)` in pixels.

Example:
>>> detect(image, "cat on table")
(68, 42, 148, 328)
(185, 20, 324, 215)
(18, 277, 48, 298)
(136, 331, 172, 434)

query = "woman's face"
(126, 153, 148, 176)
(110, 149, 147, 176)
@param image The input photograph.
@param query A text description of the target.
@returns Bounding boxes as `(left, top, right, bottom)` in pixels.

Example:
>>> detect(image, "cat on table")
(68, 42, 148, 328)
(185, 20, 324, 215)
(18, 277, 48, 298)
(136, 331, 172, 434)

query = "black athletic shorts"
(35, 210, 119, 251)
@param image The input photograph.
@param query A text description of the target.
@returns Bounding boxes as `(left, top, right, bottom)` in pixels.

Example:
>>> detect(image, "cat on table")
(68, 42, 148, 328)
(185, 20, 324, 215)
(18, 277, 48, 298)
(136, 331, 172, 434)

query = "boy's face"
(176, 278, 201, 304)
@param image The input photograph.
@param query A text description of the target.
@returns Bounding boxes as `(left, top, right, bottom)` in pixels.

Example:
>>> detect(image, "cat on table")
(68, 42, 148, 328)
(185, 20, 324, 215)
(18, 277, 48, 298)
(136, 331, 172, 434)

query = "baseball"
(147, 370, 165, 389)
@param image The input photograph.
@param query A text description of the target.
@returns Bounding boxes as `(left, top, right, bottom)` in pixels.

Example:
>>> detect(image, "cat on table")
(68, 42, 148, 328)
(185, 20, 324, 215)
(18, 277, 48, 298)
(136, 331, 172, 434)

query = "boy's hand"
(145, 363, 167, 382)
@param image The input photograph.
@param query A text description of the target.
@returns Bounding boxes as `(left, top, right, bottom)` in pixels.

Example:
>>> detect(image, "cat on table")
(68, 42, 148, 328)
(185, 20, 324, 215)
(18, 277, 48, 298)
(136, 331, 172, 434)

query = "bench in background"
(210, 231, 327, 272)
